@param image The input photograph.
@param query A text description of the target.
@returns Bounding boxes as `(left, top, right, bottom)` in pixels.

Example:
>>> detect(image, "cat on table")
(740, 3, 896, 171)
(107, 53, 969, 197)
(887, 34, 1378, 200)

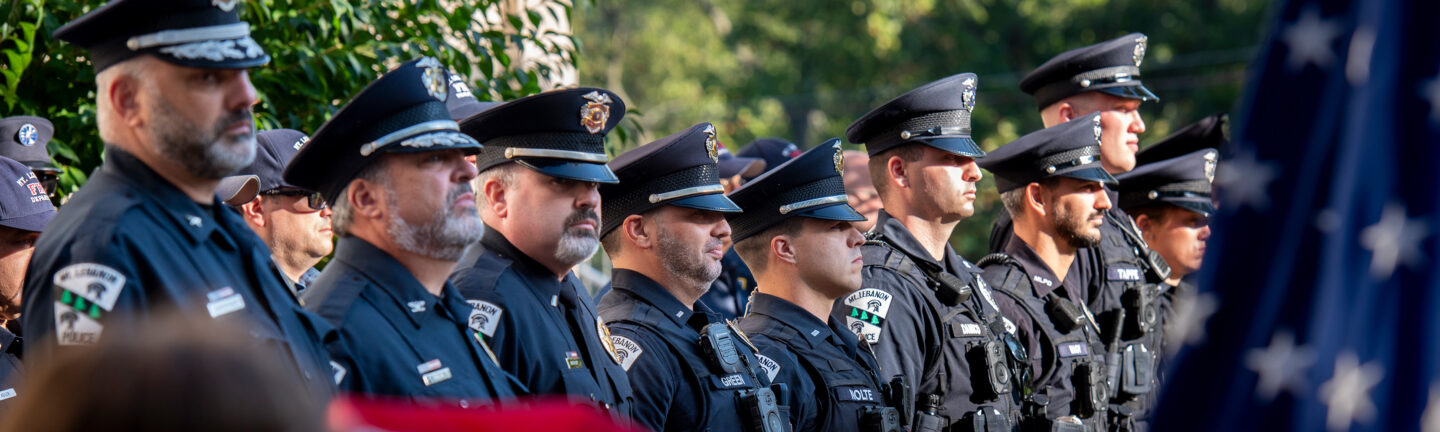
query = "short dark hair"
(731, 217, 805, 274)
(868, 143, 926, 197)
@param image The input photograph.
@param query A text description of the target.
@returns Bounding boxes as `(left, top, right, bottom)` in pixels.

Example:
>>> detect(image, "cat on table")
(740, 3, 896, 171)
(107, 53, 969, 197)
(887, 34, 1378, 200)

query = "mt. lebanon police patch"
(842, 288, 892, 344)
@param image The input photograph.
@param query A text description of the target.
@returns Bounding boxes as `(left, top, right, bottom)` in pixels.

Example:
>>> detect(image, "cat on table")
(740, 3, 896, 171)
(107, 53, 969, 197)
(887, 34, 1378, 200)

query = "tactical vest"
(980, 255, 1109, 432)
(609, 300, 791, 432)
(863, 234, 1018, 432)
(1090, 211, 1167, 431)
(752, 321, 904, 432)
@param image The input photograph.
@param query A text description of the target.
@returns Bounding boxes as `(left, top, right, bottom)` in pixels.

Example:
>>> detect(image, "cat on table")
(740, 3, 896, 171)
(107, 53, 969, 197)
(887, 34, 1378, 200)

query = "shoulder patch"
(610, 335, 644, 371)
(466, 300, 504, 336)
(330, 360, 347, 385)
(756, 354, 781, 382)
(842, 288, 893, 344)
(53, 300, 103, 346)
(53, 263, 126, 312)
(976, 279, 1000, 312)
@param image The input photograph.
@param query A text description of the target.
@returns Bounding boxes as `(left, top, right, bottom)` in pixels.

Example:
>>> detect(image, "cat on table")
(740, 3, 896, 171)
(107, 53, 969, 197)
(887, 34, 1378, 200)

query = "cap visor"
(915, 136, 986, 158)
(1168, 199, 1215, 218)
(0, 208, 55, 232)
(516, 158, 620, 184)
(668, 193, 742, 213)
(217, 175, 260, 205)
(717, 157, 765, 178)
(793, 203, 866, 222)
(1057, 166, 1119, 186)
(1096, 83, 1159, 102)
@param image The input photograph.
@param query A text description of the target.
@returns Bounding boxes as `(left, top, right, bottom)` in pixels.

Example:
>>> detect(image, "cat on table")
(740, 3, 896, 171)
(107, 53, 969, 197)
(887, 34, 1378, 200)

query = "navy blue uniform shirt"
(450, 227, 633, 419)
(598, 269, 775, 432)
(20, 146, 335, 401)
(740, 293, 888, 432)
(303, 236, 524, 406)
(0, 327, 19, 408)
(833, 210, 1018, 425)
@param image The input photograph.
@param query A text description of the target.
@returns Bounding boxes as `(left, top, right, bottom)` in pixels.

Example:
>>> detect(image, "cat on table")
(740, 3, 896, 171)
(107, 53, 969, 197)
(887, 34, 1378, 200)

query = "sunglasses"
(262, 188, 327, 211)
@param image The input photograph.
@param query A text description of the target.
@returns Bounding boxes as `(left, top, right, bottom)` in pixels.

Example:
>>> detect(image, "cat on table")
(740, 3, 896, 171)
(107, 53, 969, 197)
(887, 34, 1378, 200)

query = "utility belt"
(698, 322, 792, 432)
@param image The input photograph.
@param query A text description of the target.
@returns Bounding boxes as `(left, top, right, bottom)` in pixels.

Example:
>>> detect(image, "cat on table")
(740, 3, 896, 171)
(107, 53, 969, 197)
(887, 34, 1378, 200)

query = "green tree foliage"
(0, 0, 573, 199)
(576, 0, 1269, 257)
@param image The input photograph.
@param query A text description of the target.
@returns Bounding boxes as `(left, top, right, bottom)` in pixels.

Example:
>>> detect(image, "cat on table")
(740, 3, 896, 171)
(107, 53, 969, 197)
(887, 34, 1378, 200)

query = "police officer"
(1005, 34, 1165, 431)
(976, 114, 1115, 431)
(0, 156, 57, 408)
(730, 140, 903, 432)
(0, 117, 62, 200)
(831, 73, 1019, 431)
(1115, 116, 1224, 361)
(223, 129, 332, 297)
(22, 0, 334, 401)
(597, 123, 791, 432)
(448, 88, 633, 419)
(291, 57, 521, 404)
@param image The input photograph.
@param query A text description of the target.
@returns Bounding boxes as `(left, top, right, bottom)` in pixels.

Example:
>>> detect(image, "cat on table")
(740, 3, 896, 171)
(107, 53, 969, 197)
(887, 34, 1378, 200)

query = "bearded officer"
(449, 88, 633, 419)
(997, 34, 1165, 431)
(831, 73, 1019, 431)
(597, 123, 792, 432)
(977, 114, 1116, 431)
(292, 58, 522, 404)
(731, 141, 904, 432)
(22, 0, 334, 401)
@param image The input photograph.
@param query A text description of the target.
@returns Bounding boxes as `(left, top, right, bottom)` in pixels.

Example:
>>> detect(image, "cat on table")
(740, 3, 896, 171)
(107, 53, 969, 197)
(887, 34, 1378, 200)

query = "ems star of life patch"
(466, 300, 503, 337)
(843, 288, 893, 344)
(609, 335, 644, 371)
(756, 354, 781, 382)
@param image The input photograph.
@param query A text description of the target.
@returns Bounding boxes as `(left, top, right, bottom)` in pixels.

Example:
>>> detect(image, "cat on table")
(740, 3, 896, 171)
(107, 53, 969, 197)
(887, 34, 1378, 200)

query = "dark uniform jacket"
(834, 209, 1019, 428)
(598, 269, 778, 432)
(1078, 192, 1165, 431)
(740, 293, 891, 432)
(982, 232, 1109, 431)
(0, 327, 19, 408)
(21, 147, 335, 401)
(450, 228, 633, 420)
(303, 236, 523, 406)
(992, 193, 1166, 432)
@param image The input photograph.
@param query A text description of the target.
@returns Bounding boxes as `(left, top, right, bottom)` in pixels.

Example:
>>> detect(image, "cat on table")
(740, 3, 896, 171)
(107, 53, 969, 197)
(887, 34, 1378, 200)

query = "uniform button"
(304, 371, 312, 380)
(459, 399, 470, 408)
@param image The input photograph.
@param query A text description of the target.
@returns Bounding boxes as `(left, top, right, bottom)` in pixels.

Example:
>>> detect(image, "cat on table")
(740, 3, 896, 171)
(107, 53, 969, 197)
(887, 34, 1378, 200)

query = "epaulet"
(301, 270, 369, 325)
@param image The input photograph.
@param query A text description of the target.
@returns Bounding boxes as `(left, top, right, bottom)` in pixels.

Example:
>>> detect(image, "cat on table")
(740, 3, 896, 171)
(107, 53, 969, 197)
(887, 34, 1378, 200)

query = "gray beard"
(554, 229, 599, 266)
(386, 183, 483, 261)
(146, 87, 255, 179)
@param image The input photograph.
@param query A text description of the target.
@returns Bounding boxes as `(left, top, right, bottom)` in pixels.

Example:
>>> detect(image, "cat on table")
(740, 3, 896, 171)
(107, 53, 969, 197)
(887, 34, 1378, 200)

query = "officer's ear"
(1134, 213, 1156, 242)
(239, 198, 266, 228)
(108, 73, 143, 128)
(346, 178, 387, 221)
(1055, 102, 1077, 123)
(621, 214, 652, 250)
(770, 234, 797, 266)
(885, 155, 909, 190)
(1025, 182, 1048, 217)
(480, 172, 508, 218)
